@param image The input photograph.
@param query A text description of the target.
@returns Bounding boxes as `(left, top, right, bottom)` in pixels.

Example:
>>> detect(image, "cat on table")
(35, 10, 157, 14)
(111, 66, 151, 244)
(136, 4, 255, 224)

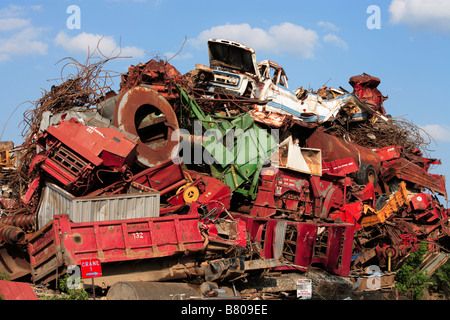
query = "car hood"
(208, 39, 259, 76)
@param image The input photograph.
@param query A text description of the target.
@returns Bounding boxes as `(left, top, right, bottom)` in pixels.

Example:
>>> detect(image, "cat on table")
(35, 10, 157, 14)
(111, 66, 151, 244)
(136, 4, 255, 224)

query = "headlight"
(212, 73, 240, 86)
(227, 77, 239, 85)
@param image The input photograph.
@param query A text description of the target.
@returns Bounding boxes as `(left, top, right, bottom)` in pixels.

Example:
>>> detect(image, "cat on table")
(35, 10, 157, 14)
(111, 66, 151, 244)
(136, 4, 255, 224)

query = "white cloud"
(190, 22, 319, 59)
(323, 33, 348, 50)
(389, 0, 450, 33)
(0, 27, 48, 61)
(0, 5, 47, 62)
(0, 18, 30, 31)
(0, 4, 26, 18)
(317, 21, 340, 31)
(54, 31, 145, 58)
(420, 124, 450, 143)
(30, 5, 43, 12)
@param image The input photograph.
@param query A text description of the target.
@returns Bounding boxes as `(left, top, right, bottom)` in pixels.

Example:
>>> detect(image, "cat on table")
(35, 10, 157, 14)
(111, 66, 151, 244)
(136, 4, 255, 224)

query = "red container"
(28, 214, 205, 284)
(375, 146, 402, 162)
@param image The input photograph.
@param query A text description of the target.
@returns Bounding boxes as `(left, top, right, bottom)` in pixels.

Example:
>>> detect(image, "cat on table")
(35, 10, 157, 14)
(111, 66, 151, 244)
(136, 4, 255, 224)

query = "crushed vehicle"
(193, 38, 388, 124)
(0, 38, 448, 300)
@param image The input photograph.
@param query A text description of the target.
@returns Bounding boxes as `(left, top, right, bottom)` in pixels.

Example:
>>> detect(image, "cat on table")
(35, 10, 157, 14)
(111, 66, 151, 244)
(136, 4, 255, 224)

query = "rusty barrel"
(113, 86, 180, 168)
(106, 281, 202, 300)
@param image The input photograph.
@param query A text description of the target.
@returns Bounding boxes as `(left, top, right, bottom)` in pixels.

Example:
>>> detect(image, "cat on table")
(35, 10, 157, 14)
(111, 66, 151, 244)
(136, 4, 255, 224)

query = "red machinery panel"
(251, 168, 346, 220)
(233, 214, 355, 277)
(0, 280, 38, 300)
(322, 157, 359, 176)
(375, 146, 402, 162)
(35, 118, 137, 189)
(381, 157, 447, 199)
(131, 159, 186, 195)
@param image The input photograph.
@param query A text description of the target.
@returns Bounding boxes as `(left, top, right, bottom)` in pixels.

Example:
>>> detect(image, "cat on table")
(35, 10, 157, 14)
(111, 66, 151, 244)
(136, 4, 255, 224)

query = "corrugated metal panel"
(37, 183, 160, 229)
(273, 220, 287, 259)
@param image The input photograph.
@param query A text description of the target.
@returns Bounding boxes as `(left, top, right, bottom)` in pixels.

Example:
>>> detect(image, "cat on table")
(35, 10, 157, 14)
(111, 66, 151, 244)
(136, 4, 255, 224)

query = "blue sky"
(1, 0, 450, 202)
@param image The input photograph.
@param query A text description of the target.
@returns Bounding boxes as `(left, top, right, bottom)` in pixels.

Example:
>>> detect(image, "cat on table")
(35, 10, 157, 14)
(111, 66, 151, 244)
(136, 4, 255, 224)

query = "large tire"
(355, 163, 378, 187)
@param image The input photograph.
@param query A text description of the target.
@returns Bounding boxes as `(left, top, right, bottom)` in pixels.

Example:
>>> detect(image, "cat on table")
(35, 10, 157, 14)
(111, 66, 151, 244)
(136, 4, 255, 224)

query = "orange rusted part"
(306, 127, 381, 172)
(119, 59, 185, 93)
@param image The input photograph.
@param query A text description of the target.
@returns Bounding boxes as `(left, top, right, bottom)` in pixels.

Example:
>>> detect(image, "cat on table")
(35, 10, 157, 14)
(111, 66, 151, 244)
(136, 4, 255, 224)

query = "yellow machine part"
(182, 185, 200, 203)
(360, 181, 409, 227)
(0, 150, 14, 168)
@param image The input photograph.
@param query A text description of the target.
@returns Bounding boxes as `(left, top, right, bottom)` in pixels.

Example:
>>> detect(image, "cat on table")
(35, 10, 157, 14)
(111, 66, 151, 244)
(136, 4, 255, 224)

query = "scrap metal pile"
(0, 38, 448, 299)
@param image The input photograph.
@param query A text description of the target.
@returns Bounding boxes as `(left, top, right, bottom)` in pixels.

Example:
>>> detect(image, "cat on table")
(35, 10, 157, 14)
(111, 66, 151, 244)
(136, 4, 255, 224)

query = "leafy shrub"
(57, 274, 88, 300)
(430, 260, 450, 299)
(0, 271, 11, 281)
(395, 242, 430, 300)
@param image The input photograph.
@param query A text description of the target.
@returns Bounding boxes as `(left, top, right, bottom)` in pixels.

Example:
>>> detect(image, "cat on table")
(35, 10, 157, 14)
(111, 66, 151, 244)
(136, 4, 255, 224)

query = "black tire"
(355, 163, 378, 187)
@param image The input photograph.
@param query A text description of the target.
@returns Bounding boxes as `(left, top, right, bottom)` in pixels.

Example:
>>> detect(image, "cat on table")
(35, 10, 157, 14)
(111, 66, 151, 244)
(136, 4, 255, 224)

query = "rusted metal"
(0, 245, 32, 280)
(202, 256, 245, 282)
(418, 252, 449, 276)
(191, 87, 269, 114)
(119, 59, 187, 94)
(0, 141, 14, 151)
(0, 150, 14, 168)
(0, 224, 26, 244)
(0, 213, 36, 230)
(113, 86, 180, 168)
(306, 127, 381, 173)
(0, 38, 449, 299)
(349, 73, 388, 114)
(131, 159, 185, 195)
(88, 257, 204, 288)
(249, 109, 292, 128)
(380, 157, 447, 199)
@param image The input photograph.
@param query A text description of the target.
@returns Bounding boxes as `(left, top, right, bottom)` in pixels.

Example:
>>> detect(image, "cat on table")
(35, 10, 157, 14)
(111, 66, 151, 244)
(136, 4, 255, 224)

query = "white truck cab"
(204, 39, 381, 124)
